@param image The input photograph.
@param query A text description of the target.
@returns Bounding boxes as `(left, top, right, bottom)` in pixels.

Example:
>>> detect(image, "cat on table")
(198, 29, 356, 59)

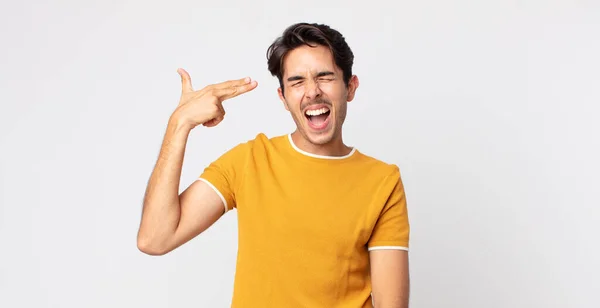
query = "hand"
(172, 68, 258, 128)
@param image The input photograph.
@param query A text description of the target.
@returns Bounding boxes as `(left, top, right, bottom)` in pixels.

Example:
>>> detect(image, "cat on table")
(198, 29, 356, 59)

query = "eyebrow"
(286, 71, 335, 82)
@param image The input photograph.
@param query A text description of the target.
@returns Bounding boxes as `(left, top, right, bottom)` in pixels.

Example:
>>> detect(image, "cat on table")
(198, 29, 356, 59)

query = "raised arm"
(136, 68, 257, 255)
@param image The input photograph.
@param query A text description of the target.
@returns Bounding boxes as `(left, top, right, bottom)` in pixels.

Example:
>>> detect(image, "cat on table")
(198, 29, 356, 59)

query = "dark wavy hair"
(266, 22, 354, 96)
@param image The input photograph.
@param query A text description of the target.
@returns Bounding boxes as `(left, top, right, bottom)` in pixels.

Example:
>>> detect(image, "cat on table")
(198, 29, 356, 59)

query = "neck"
(290, 130, 353, 157)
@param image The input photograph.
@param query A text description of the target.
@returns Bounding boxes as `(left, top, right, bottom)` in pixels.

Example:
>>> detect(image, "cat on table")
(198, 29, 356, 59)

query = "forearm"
(138, 115, 192, 254)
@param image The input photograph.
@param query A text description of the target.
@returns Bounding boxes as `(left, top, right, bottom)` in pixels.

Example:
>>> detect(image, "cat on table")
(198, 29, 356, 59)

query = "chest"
(236, 171, 381, 254)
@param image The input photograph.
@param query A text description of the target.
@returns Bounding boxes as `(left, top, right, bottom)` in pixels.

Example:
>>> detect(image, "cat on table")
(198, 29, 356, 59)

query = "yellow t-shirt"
(199, 133, 410, 307)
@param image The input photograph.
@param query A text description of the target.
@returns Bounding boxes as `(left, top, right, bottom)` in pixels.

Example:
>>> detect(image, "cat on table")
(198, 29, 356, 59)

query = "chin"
(304, 130, 335, 145)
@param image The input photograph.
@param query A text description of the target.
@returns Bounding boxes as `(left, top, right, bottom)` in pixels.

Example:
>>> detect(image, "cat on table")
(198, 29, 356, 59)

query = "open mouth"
(304, 107, 331, 129)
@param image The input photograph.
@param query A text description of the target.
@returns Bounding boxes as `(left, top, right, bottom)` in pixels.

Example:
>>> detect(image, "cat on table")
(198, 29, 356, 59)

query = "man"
(137, 22, 411, 307)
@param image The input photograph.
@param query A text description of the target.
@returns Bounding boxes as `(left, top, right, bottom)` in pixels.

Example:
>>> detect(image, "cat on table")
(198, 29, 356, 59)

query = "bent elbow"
(136, 235, 169, 256)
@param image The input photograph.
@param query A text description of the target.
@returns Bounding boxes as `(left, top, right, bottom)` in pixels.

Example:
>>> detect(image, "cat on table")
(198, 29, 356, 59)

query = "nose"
(304, 79, 322, 100)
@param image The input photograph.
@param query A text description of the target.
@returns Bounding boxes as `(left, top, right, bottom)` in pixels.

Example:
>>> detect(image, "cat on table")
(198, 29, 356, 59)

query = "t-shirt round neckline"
(286, 133, 358, 162)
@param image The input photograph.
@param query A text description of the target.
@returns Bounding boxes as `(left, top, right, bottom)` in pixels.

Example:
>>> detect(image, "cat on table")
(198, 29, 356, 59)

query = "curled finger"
(203, 115, 224, 127)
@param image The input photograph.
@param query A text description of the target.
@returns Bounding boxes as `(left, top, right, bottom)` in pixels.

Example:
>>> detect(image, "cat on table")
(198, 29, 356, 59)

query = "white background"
(1, 0, 599, 307)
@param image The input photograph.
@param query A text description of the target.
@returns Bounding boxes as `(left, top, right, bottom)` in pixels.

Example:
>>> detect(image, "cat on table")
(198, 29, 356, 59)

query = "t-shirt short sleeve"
(198, 140, 252, 213)
(367, 166, 410, 251)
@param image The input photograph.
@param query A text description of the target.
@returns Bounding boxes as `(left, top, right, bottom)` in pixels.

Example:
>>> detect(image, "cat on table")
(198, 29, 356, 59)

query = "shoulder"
(354, 150, 402, 182)
(237, 132, 289, 152)
(223, 132, 287, 155)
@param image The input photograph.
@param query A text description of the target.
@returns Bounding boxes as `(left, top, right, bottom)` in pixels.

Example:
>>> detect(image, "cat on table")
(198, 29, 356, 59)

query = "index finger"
(211, 77, 252, 90)
(213, 79, 258, 101)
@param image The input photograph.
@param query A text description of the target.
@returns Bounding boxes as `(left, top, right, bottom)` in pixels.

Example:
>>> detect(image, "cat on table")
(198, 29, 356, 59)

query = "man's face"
(278, 44, 358, 146)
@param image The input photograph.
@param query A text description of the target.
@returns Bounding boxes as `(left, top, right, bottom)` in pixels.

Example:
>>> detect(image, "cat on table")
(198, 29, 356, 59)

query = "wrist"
(168, 112, 194, 132)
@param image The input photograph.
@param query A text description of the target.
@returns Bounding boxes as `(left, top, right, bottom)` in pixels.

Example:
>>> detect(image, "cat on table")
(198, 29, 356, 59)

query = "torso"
(229, 134, 398, 307)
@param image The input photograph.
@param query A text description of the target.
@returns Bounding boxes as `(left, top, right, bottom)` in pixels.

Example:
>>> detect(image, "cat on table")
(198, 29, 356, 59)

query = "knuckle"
(213, 103, 224, 114)
(206, 85, 218, 92)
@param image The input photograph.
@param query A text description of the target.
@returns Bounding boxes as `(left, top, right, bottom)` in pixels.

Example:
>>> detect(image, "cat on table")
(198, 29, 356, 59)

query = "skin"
(278, 44, 357, 157)
(370, 249, 411, 308)
(137, 70, 257, 255)
(138, 44, 409, 307)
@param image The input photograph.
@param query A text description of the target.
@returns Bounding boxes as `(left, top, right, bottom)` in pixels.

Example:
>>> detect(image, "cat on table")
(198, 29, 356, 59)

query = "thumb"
(177, 68, 193, 93)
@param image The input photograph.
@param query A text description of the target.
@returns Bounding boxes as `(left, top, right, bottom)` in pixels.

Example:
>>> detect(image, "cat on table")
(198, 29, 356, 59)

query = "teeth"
(305, 107, 329, 116)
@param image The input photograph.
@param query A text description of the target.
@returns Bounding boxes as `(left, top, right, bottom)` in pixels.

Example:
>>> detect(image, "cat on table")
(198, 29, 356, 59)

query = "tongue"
(311, 114, 328, 125)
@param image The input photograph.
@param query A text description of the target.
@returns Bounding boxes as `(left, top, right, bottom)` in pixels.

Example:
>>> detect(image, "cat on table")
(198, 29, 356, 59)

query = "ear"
(277, 87, 289, 111)
(346, 75, 359, 102)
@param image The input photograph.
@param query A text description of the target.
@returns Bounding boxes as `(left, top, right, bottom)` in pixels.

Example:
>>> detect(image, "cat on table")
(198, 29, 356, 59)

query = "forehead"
(282, 44, 338, 77)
